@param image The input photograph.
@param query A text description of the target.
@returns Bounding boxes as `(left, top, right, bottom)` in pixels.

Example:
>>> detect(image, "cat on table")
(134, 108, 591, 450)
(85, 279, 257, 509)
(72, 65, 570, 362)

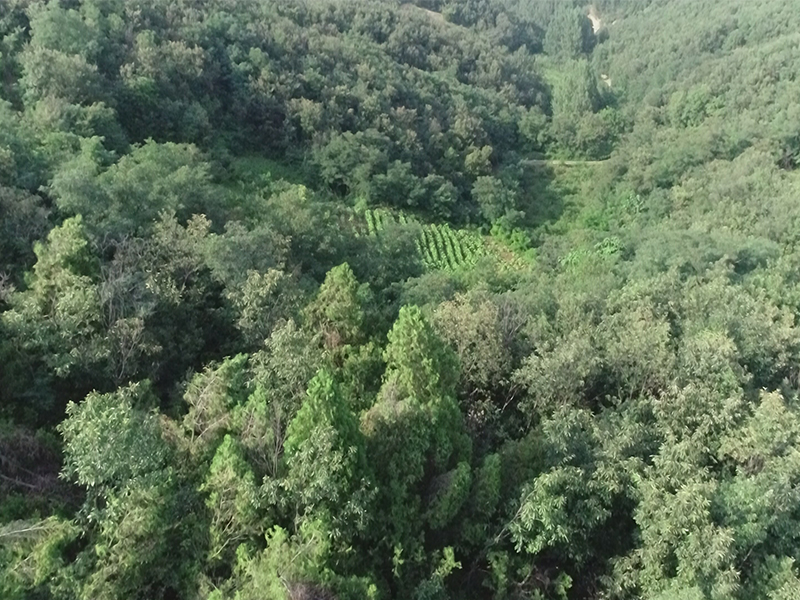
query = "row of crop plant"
(351, 208, 399, 237)
(365, 208, 398, 236)
(353, 208, 488, 272)
(418, 223, 487, 271)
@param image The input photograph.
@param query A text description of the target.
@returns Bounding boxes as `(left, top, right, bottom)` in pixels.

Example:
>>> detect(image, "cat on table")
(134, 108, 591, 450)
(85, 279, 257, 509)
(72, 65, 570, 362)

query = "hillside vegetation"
(3, 1, 800, 599)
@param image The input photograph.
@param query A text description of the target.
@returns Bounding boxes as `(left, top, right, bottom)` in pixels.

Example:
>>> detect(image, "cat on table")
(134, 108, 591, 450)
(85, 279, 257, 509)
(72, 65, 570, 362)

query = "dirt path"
(401, 3, 445, 23)
(588, 5, 602, 33)
(521, 159, 608, 167)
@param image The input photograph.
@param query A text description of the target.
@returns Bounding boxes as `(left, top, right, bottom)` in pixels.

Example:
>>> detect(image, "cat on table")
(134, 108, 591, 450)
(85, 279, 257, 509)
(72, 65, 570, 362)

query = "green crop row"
(353, 209, 487, 272)
(363, 208, 398, 236)
(419, 223, 487, 271)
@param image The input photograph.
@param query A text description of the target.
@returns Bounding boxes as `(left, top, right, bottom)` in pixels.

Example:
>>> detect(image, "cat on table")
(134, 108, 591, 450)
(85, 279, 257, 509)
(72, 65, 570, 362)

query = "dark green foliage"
(0, 185, 49, 278)
(51, 140, 215, 237)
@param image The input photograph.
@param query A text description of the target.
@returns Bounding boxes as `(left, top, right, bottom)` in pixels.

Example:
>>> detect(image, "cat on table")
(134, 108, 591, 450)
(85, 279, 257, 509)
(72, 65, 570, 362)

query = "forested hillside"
(3, 1, 800, 599)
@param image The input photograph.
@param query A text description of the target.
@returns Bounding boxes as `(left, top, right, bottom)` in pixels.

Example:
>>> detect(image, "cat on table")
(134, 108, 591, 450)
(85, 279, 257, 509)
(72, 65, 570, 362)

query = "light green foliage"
(548, 59, 610, 157)
(412, 546, 462, 600)
(60, 382, 166, 489)
(0, 517, 79, 600)
(465, 144, 494, 176)
(181, 354, 250, 457)
(252, 319, 323, 412)
(241, 320, 325, 479)
(509, 408, 611, 563)
(668, 85, 721, 128)
(26, 2, 99, 59)
(519, 105, 549, 150)
(363, 306, 470, 581)
(315, 129, 391, 199)
(284, 369, 373, 537)
(119, 29, 210, 142)
(381, 307, 470, 474)
(361, 396, 434, 556)
(421, 224, 488, 271)
(745, 557, 800, 600)
(30, 96, 128, 153)
(515, 325, 600, 417)
(717, 393, 800, 559)
(234, 523, 380, 600)
(144, 211, 212, 305)
(233, 526, 322, 600)
(56, 382, 203, 600)
(383, 305, 459, 404)
(2, 216, 105, 379)
(511, 465, 608, 557)
(304, 263, 365, 350)
(231, 385, 279, 479)
(362, 208, 397, 237)
(18, 1, 107, 109)
(433, 292, 516, 401)
(460, 452, 503, 546)
(226, 269, 299, 347)
(79, 468, 195, 600)
(543, 4, 594, 59)
(20, 46, 103, 106)
(598, 299, 674, 400)
(201, 435, 260, 561)
(285, 370, 364, 461)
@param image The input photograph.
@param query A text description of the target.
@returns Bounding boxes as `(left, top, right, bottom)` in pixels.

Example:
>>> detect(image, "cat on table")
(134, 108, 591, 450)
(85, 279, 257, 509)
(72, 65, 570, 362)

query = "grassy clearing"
(228, 155, 308, 187)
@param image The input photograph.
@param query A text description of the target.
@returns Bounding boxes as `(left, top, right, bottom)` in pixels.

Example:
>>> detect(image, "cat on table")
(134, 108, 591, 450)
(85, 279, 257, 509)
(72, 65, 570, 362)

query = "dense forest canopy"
(3, 0, 800, 599)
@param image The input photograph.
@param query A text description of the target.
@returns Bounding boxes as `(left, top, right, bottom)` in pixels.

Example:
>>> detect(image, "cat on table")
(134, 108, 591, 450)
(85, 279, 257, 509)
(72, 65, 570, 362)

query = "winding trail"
(521, 159, 609, 167)
(588, 5, 603, 33)
(401, 3, 445, 22)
